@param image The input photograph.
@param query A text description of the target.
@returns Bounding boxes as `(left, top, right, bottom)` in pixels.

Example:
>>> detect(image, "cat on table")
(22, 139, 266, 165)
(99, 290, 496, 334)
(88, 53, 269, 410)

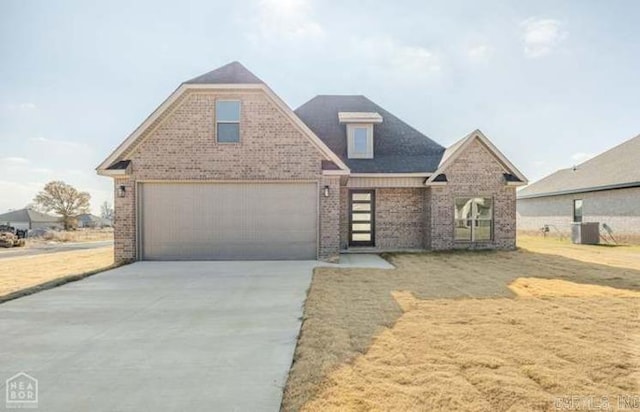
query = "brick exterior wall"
(109, 88, 519, 260)
(429, 139, 517, 250)
(517, 187, 640, 243)
(338, 140, 517, 252)
(112, 89, 340, 263)
(339, 187, 426, 250)
(375, 188, 425, 249)
(113, 177, 136, 263)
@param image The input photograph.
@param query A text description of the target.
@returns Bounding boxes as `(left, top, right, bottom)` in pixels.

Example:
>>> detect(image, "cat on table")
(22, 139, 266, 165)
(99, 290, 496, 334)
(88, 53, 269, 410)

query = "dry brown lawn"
(283, 238, 640, 411)
(0, 247, 114, 298)
(519, 235, 640, 271)
(25, 228, 114, 246)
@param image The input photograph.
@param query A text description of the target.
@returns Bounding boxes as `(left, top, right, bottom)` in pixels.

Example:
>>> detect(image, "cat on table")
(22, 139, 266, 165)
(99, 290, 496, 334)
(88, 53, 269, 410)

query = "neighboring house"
(0, 208, 62, 230)
(75, 214, 112, 228)
(97, 61, 527, 263)
(517, 134, 640, 243)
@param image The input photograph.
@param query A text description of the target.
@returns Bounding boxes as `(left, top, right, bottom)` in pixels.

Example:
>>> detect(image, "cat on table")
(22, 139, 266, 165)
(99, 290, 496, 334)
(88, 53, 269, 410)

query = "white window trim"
(215, 99, 241, 144)
(347, 124, 374, 159)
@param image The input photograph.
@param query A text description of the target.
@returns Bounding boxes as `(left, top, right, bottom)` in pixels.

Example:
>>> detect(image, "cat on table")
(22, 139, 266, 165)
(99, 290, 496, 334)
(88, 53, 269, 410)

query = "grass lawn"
(283, 236, 640, 411)
(0, 247, 114, 299)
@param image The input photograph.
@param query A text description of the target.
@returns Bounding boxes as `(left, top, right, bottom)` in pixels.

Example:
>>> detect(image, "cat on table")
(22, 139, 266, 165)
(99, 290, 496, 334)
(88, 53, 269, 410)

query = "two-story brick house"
(97, 62, 527, 263)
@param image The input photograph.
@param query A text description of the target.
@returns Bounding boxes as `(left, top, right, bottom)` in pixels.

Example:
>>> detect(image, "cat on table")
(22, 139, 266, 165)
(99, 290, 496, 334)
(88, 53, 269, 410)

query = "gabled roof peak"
(183, 61, 264, 85)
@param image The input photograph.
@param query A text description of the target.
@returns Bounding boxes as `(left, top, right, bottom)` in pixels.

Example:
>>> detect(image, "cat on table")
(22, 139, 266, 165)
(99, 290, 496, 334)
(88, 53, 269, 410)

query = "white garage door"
(140, 182, 318, 260)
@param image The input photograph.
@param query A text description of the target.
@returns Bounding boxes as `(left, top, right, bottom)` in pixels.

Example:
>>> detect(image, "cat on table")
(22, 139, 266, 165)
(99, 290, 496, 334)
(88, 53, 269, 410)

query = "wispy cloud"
(3, 102, 37, 110)
(248, 0, 325, 44)
(467, 43, 493, 61)
(353, 36, 441, 80)
(1, 156, 30, 165)
(29, 136, 87, 150)
(521, 18, 567, 58)
(571, 152, 595, 164)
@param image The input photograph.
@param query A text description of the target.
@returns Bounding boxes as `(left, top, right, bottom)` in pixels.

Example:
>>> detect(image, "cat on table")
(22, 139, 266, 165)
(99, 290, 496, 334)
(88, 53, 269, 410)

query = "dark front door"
(349, 190, 375, 247)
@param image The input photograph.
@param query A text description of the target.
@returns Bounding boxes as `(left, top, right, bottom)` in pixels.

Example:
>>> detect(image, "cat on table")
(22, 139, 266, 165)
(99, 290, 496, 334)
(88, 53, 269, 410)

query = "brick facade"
(112, 89, 340, 263)
(428, 139, 517, 250)
(109, 90, 519, 262)
(517, 187, 640, 243)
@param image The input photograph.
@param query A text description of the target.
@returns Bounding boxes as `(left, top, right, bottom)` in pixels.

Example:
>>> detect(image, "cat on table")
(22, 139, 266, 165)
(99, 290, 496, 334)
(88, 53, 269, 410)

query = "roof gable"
(295, 95, 445, 173)
(97, 63, 349, 173)
(518, 133, 640, 198)
(426, 129, 527, 185)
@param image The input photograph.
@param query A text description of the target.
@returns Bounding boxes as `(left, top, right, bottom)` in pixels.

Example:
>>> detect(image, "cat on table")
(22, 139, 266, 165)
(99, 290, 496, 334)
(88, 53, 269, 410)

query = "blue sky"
(1, 0, 639, 214)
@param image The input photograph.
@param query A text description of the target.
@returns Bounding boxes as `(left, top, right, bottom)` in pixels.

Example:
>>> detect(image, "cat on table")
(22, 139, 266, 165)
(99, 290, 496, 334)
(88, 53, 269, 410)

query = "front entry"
(349, 190, 375, 247)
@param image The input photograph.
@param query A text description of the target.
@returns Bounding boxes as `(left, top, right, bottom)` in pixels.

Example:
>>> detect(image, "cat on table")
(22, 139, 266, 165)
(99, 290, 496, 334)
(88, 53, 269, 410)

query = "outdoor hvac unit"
(571, 222, 600, 245)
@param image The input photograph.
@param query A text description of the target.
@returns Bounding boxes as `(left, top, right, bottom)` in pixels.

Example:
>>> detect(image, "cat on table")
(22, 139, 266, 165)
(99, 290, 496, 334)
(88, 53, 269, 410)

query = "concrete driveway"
(0, 257, 392, 411)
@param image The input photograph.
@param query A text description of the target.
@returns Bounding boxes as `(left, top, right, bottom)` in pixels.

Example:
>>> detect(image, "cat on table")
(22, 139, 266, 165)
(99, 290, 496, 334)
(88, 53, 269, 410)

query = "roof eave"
(517, 181, 640, 199)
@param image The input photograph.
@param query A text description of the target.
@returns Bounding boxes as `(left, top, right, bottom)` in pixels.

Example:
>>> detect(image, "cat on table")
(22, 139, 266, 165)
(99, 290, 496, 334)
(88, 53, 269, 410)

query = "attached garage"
(139, 182, 318, 260)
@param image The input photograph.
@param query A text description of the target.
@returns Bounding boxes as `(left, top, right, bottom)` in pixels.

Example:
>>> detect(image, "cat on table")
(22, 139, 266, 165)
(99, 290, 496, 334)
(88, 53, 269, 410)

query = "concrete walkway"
(0, 256, 391, 411)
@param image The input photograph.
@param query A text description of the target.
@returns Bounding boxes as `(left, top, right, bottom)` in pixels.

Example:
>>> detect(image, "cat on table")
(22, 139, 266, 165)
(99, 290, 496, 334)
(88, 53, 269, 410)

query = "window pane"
(353, 128, 368, 153)
(352, 213, 371, 221)
(352, 203, 371, 211)
(352, 193, 371, 201)
(216, 101, 240, 122)
(217, 123, 240, 143)
(475, 198, 492, 219)
(352, 223, 371, 232)
(475, 220, 492, 241)
(455, 198, 473, 220)
(573, 199, 583, 223)
(352, 233, 371, 241)
(454, 220, 472, 241)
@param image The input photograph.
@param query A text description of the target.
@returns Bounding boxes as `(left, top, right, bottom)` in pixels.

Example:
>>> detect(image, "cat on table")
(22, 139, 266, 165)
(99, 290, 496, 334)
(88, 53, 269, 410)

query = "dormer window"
(339, 112, 382, 159)
(348, 125, 373, 158)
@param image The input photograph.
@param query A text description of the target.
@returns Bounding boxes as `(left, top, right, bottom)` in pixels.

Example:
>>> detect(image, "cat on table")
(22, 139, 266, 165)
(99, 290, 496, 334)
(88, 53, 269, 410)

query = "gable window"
(573, 199, 583, 223)
(347, 124, 373, 158)
(216, 100, 240, 143)
(454, 197, 493, 241)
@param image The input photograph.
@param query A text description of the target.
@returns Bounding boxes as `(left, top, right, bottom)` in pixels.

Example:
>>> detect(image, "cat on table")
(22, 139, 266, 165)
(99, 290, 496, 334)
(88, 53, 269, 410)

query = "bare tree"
(33, 181, 91, 230)
(100, 201, 114, 222)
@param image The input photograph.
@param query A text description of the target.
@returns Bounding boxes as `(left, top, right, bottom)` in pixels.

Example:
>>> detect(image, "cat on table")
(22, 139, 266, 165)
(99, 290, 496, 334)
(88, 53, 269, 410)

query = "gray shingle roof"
(295, 95, 445, 173)
(0, 208, 60, 223)
(518, 133, 640, 198)
(183, 61, 264, 85)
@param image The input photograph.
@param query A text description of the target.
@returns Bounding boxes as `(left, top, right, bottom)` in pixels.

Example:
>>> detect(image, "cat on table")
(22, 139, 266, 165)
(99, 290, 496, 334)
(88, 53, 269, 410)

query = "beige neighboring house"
(97, 61, 527, 263)
(0, 208, 62, 230)
(517, 133, 640, 243)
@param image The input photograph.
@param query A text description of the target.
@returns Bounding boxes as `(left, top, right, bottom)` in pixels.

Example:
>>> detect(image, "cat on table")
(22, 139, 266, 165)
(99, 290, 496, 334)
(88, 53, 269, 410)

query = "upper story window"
(339, 112, 382, 159)
(350, 126, 372, 158)
(216, 100, 241, 143)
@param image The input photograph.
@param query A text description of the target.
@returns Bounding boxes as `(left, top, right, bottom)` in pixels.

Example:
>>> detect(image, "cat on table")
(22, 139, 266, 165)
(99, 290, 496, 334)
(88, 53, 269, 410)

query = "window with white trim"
(216, 100, 240, 143)
(347, 124, 373, 158)
(454, 197, 493, 241)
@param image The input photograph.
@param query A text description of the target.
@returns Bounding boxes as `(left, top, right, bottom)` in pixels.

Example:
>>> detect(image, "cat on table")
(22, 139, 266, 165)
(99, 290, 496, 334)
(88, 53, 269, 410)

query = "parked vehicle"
(0, 225, 26, 248)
